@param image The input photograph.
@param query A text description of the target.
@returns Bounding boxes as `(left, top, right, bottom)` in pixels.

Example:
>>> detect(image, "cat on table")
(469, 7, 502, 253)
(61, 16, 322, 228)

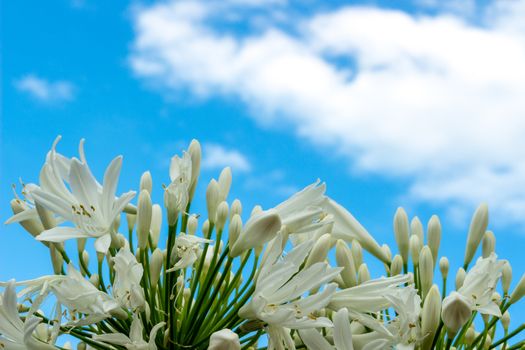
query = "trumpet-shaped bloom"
(112, 248, 146, 310)
(165, 151, 192, 217)
(239, 233, 341, 350)
(33, 156, 135, 253)
(167, 233, 212, 272)
(94, 313, 165, 350)
(0, 281, 56, 350)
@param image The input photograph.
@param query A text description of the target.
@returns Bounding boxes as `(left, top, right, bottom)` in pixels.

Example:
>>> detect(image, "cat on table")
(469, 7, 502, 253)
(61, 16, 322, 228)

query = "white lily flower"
(165, 152, 192, 222)
(0, 280, 56, 350)
(444, 253, 505, 317)
(329, 274, 413, 312)
(298, 308, 354, 350)
(94, 313, 165, 350)
(272, 180, 328, 234)
(12, 264, 121, 325)
(32, 155, 135, 253)
(167, 233, 212, 272)
(239, 233, 341, 350)
(112, 248, 146, 310)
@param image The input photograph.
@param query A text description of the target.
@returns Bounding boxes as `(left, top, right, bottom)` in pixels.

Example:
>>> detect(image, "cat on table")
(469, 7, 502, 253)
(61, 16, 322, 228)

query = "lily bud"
(150, 204, 162, 249)
(218, 167, 232, 202)
(509, 273, 525, 304)
(215, 201, 229, 231)
(81, 251, 90, 274)
(305, 234, 332, 268)
(188, 139, 201, 201)
(137, 190, 152, 250)
(419, 246, 434, 299)
(409, 235, 422, 266)
(230, 210, 281, 257)
(455, 267, 466, 290)
(394, 207, 410, 265)
(208, 329, 241, 350)
(351, 240, 363, 267)
(228, 214, 242, 247)
(150, 248, 164, 287)
(391, 254, 404, 276)
(187, 215, 198, 235)
(231, 199, 242, 218)
(77, 238, 87, 253)
(202, 220, 210, 239)
(77, 343, 87, 350)
(442, 291, 472, 335)
(501, 311, 510, 331)
(465, 327, 475, 345)
(439, 257, 449, 279)
(10, 199, 45, 238)
(411, 216, 424, 242)
(140, 171, 153, 194)
(206, 180, 220, 224)
(421, 285, 442, 350)
(427, 215, 441, 266)
(483, 334, 492, 350)
(502, 261, 512, 296)
(357, 263, 370, 284)
(464, 203, 489, 268)
(50, 245, 63, 274)
(126, 213, 136, 232)
(336, 240, 357, 288)
(482, 231, 495, 258)
(251, 205, 263, 217)
(381, 244, 392, 262)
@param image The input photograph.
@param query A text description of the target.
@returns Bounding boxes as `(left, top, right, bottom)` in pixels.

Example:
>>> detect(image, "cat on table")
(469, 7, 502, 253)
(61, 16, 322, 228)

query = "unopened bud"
(351, 240, 363, 267)
(251, 205, 263, 217)
(77, 343, 87, 350)
(50, 245, 63, 274)
(502, 261, 512, 296)
(394, 207, 410, 265)
(427, 215, 441, 266)
(208, 329, 241, 350)
(421, 285, 442, 350)
(465, 327, 475, 345)
(509, 273, 525, 304)
(126, 213, 136, 232)
(206, 180, 220, 224)
(455, 267, 466, 290)
(381, 244, 392, 262)
(501, 311, 510, 331)
(77, 238, 87, 253)
(230, 199, 242, 218)
(410, 235, 422, 266)
(419, 245, 434, 299)
(187, 215, 198, 235)
(228, 214, 242, 247)
(9, 199, 45, 239)
(140, 171, 153, 194)
(150, 248, 164, 287)
(442, 291, 472, 335)
(202, 220, 210, 239)
(89, 273, 100, 288)
(482, 231, 495, 258)
(439, 257, 449, 280)
(464, 203, 489, 268)
(357, 263, 370, 284)
(188, 139, 201, 201)
(137, 190, 152, 250)
(305, 234, 332, 268)
(230, 210, 281, 257)
(150, 204, 162, 249)
(215, 201, 229, 231)
(391, 254, 404, 276)
(411, 216, 424, 242)
(218, 167, 232, 202)
(81, 251, 89, 274)
(336, 240, 357, 288)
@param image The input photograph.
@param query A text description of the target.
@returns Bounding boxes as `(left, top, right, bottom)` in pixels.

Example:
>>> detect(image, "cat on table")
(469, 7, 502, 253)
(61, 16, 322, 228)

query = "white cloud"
(202, 143, 251, 173)
(130, 0, 525, 226)
(15, 75, 75, 103)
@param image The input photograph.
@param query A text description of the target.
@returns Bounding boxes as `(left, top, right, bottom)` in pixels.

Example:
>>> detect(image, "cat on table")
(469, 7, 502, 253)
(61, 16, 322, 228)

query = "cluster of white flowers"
(2, 137, 524, 350)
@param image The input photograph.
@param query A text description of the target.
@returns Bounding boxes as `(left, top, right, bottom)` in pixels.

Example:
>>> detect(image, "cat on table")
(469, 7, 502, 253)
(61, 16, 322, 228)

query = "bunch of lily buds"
(2, 136, 524, 350)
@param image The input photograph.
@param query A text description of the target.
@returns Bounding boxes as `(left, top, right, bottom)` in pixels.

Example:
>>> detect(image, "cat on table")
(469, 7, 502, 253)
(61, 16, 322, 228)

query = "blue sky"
(2, 0, 525, 327)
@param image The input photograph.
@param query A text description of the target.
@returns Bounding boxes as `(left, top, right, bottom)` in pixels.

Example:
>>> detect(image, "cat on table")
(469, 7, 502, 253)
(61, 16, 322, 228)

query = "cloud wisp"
(15, 75, 75, 103)
(129, 0, 525, 226)
(202, 143, 251, 173)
